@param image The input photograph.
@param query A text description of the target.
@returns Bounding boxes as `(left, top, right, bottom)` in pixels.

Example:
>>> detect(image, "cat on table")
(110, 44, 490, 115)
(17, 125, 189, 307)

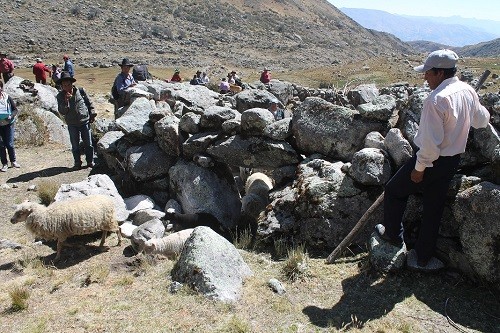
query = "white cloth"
(0, 92, 11, 119)
(414, 76, 490, 171)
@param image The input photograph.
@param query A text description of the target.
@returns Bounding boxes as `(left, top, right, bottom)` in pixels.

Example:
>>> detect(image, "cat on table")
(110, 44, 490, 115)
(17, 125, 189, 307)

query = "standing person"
(375, 50, 490, 271)
(63, 54, 74, 78)
(56, 72, 97, 169)
(112, 58, 136, 110)
(0, 81, 20, 172)
(260, 67, 271, 84)
(32, 58, 51, 84)
(51, 64, 62, 89)
(0, 52, 15, 83)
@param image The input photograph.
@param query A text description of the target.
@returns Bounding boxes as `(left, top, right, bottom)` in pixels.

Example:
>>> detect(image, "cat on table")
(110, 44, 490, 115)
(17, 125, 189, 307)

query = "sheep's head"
(143, 239, 156, 253)
(11, 201, 35, 224)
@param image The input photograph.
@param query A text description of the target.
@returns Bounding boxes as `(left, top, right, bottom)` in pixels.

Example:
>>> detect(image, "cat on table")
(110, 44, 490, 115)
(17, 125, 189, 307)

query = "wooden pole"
(325, 192, 384, 264)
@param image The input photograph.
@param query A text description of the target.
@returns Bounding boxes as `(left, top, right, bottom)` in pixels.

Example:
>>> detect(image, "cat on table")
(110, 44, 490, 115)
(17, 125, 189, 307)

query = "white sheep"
(143, 228, 194, 259)
(10, 195, 122, 261)
(241, 172, 274, 219)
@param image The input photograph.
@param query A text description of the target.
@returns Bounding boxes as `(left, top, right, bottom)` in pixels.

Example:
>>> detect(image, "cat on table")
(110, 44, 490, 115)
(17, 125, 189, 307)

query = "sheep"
(164, 209, 233, 241)
(10, 195, 122, 261)
(241, 172, 274, 217)
(143, 228, 194, 258)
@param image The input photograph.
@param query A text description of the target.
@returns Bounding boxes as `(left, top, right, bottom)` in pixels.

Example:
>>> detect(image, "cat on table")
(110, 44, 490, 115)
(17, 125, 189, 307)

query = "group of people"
(0, 50, 493, 276)
(31, 55, 73, 87)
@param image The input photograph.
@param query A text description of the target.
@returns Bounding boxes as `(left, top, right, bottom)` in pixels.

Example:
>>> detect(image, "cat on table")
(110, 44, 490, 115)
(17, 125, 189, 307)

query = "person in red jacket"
(32, 58, 51, 84)
(0, 52, 15, 83)
(260, 67, 271, 84)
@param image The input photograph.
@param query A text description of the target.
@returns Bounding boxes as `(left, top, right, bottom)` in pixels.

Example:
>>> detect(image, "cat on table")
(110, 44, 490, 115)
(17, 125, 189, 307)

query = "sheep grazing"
(11, 195, 122, 261)
(143, 228, 194, 259)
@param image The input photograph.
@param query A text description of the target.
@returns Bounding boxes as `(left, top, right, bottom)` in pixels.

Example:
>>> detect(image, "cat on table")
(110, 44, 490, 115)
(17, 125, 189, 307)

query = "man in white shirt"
(376, 50, 490, 271)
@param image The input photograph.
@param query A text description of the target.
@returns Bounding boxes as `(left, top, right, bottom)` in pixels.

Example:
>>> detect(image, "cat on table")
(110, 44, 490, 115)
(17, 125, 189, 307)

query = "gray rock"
(349, 148, 392, 185)
(384, 128, 413, 167)
(126, 142, 176, 182)
(130, 218, 165, 253)
(171, 227, 252, 303)
(368, 232, 407, 273)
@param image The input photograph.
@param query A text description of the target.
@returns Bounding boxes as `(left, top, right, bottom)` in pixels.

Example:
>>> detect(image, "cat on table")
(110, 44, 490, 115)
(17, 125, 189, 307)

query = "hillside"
(456, 38, 500, 57)
(2, 0, 414, 70)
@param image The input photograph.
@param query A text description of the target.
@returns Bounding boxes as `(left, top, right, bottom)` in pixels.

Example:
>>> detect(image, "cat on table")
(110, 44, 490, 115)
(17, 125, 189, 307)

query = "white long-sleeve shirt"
(414, 76, 490, 172)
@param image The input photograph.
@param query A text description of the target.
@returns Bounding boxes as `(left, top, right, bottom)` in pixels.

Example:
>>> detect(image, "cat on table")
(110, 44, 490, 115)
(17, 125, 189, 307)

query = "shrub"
(281, 244, 309, 282)
(9, 285, 30, 311)
(87, 7, 100, 20)
(71, 5, 81, 16)
(37, 180, 60, 206)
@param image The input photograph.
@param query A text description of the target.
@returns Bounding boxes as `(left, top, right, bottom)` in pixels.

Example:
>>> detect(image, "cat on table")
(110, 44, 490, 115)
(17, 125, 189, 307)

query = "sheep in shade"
(241, 172, 274, 220)
(143, 228, 194, 259)
(10, 195, 122, 261)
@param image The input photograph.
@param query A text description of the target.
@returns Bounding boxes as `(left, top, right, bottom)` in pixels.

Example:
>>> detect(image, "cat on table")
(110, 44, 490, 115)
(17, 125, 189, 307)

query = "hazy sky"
(327, 0, 500, 21)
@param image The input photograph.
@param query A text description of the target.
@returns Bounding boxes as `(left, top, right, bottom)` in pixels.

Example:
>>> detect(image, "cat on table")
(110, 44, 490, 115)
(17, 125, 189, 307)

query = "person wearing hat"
(112, 58, 136, 110)
(32, 58, 51, 84)
(169, 69, 182, 83)
(0, 53, 15, 83)
(56, 72, 97, 169)
(62, 54, 74, 78)
(0, 80, 20, 172)
(260, 67, 271, 84)
(375, 49, 490, 272)
(268, 100, 284, 120)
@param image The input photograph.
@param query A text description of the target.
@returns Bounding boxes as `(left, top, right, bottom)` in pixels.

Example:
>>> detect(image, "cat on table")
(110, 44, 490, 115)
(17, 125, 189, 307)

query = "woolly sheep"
(241, 172, 274, 219)
(10, 195, 122, 261)
(143, 228, 194, 258)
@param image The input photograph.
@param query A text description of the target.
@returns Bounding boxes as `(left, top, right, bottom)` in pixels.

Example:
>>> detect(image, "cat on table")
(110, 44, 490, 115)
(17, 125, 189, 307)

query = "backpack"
(132, 64, 151, 81)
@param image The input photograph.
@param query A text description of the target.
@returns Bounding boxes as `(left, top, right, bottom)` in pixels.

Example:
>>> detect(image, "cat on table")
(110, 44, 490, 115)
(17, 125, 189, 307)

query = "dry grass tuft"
(37, 179, 60, 206)
(281, 244, 309, 282)
(8, 285, 30, 312)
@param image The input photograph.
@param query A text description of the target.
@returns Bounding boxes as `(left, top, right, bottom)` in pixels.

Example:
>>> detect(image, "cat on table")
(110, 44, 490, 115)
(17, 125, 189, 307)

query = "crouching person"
(56, 72, 97, 169)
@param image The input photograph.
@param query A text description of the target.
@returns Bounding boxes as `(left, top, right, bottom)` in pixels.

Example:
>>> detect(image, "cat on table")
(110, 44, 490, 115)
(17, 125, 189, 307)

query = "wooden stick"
(325, 191, 384, 264)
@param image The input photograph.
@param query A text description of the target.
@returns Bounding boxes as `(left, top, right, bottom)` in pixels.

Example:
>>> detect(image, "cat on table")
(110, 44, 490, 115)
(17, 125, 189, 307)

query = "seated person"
(190, 74, 201, 85)
(260, 67, 271, 84)
(169, 69, 182, 82)
(201, 72, 209, 85)
(219, 77, 230, 94)
(227, 73, 235, 84)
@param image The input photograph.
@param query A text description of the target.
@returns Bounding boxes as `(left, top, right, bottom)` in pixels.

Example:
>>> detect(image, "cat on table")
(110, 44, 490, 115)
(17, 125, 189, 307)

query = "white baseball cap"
(414, 49, 459, 73)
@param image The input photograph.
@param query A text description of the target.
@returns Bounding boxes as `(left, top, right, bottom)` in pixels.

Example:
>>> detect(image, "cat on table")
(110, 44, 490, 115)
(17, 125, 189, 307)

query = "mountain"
(1, 0, 414, 70)
(456, 38, 500, 57)
(339, 8, 499, 47)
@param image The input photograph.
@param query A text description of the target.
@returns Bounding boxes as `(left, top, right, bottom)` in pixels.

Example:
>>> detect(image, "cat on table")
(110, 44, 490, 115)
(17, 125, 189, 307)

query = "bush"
(37, 180, 60, 206)
(87, 7, 100, 20)
(9, 285, 30, 311)
(281, 244, 309, 282)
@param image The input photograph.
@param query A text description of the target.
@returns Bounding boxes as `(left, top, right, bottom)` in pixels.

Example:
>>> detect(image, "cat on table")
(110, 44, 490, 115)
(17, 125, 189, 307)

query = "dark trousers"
(68, 123, 93, 166)
(383, 154, 460, 262)
(0, 123, 16, 165)
(2, 72, 13, 83)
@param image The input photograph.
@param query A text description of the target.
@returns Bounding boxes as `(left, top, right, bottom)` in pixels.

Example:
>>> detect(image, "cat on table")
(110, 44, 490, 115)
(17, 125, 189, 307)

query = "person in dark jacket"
(63, 54, 74, 77)
(0, 80, 20, 172)
(56, 72, 96, 169)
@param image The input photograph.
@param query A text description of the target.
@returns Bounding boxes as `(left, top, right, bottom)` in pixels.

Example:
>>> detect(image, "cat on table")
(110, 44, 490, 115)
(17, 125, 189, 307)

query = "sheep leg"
(116, 231, 122, 246)
(99, 231, 108, 247)
(55, 239, 65, 262)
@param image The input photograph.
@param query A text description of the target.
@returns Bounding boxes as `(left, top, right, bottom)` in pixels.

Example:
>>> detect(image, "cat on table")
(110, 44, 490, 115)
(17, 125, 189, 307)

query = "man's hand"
(411, 169, 424, 183)
(64, 91, 72, 102)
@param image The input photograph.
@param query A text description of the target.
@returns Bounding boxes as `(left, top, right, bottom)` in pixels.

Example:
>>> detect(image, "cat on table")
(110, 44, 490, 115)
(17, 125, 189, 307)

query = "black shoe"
(374, 224, 404, 247)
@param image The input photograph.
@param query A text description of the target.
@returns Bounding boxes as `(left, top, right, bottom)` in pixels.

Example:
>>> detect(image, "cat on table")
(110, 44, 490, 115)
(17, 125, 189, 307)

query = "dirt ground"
(0, 145, 499, 332)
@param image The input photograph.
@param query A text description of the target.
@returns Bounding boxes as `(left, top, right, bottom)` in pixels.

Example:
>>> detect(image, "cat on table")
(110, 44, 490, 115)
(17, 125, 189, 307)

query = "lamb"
(10, 194, 122, 261)
(143, 228, 194, 259)
(241, 172, 274, 219)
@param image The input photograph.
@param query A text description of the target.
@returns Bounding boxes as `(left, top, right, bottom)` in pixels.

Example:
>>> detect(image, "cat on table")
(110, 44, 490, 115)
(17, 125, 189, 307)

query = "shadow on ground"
(303, 266, 500, 332)
(6, 166, 74, 183)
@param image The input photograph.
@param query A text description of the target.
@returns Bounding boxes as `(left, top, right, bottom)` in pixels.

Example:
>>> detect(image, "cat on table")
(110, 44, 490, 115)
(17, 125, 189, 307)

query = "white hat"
(414, 49, 459, 73)
(36, 58, 42, 63)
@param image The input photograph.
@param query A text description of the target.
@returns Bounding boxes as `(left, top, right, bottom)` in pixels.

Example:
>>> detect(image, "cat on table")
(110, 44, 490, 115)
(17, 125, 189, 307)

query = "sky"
(327, 0, 500, 21)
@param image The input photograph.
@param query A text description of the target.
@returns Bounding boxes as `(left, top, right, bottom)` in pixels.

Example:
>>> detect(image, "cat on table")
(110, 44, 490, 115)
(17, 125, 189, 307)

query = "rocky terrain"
(3, 0, 415, 70)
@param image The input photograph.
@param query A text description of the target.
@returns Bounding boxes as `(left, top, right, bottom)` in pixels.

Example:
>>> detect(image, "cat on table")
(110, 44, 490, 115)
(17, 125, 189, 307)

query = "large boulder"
(171, 227, 252, 303)
(452, 182, 500, 289)
(291, 97, 386, 161)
